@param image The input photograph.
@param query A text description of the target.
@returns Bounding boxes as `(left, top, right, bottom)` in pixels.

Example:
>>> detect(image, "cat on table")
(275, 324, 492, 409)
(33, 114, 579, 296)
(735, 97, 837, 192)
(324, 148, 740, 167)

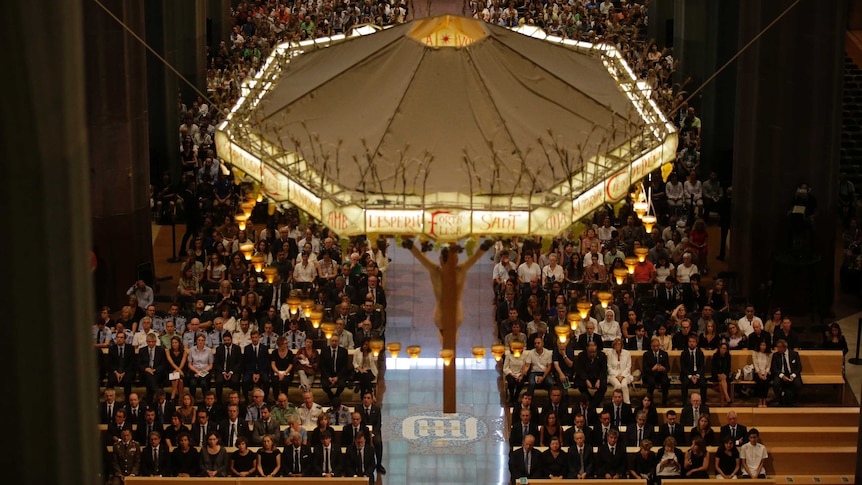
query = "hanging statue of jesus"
(403, 238, 494, 345)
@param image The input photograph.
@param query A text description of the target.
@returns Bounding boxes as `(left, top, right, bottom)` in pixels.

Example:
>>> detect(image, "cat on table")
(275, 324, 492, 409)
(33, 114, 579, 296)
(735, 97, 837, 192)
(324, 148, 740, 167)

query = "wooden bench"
(560, 350, 845, 403)
(529, 480, 647, 484)
(675, 480, 774, 485)
(766, 446, 856, 475)
(771, 475, 856, 484)
(126, 477, 368, 484)
(728, 350, 845, 402)
(750, 407, 859, 427)
(516, 444, 857, 476)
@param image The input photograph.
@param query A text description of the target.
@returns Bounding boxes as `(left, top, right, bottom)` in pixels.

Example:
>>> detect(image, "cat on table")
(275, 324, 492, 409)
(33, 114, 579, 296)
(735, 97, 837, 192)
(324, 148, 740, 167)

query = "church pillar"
(84, 0, 155, 309)
(1, 0, 100, 482)
(731, 0, 846, 313)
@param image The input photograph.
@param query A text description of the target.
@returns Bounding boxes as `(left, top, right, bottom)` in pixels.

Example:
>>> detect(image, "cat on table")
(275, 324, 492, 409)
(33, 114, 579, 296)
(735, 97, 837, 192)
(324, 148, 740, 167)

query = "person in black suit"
(576, 321, 604, 351)
(590, 410, 618, 446)
(680, 334, 707, 402)
(514, 392, 541, 418)
(218, 403, 251, 447)
(106, 409, 130, 446)
(542, 387, 572, 426)
(595, 429, 627, 479)
(510, 407, 540, 449)
(213, 332, 242, 401)
(498, 300, 523, 339)
(747, 320, 772, 351)
(357, 391, 386, 475)
(626, 410, 655, 447)
(284, 431, 314, 477)
(360, 275, 386, 309)
(99, 388, 121, 425)
(540, 436, 568, 479)
(151, 390, 176, 426)
(773, 317, 800, 350)
(107, 332, 136, 399)
(312, 431, 344, 477)
(680, 392, 710, 427)
(656, 277, 682, 317)
(566, 429, 595, 478)
(343, 411, 371, 449)
(602, 389, 635, 429)
(626, 325, 649, 352)
(135, 409, 164, 445)
(123, 392, 147, 426)
(672, 319, 696, 350)
(138, 334, 168, 399)
(242, 331, 271, 401)
(575, 341, 607, 408)
(190, 409, 217, 447)
(570, 392, 596, 428)
(658, 410, 687, 445)
(139, 431, 171, 477)
(197, 392, 223, 422)
(345, 433, 376, 484)
(562, 413, 593, 447)
(771, 339, 803, 406)
(643, 337, 671, 405)
(719, 410, 749, 447)
(508, 434, 543, 484)
(320, 335, 352, 400)
(353, 300, 384, 333)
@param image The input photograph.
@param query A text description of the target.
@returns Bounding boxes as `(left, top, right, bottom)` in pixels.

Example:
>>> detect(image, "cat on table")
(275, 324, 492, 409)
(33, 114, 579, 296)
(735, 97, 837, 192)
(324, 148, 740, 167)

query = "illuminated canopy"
(217, 15, 676, 240)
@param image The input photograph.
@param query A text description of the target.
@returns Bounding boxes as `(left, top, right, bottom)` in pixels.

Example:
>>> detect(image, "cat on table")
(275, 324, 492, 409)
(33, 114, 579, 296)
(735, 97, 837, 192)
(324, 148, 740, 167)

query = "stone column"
(731, 0, 846, 312)
(1, 0, 100, 483)
(84, 0, 155, 309)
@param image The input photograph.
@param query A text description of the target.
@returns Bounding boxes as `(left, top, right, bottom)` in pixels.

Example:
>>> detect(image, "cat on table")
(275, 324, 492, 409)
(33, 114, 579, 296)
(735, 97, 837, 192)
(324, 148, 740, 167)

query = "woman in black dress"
(200, 431, 229, 477)
(683, 437, 710, 478)
(229, 436, 257, 477)
(689, 415, 715, 446)
(822, 322, 849, 355)
(633, 394, 659, 427)
(256, 434, 282, 477)
(711, 342, 733, 406)
(270, 336, 294, 397)
(170, 432, 200, 477)
(629, 439, 656, 481)
(540, 436, 568, 479)
(309, 413, 336, 451)
(714, 437, 741, 479)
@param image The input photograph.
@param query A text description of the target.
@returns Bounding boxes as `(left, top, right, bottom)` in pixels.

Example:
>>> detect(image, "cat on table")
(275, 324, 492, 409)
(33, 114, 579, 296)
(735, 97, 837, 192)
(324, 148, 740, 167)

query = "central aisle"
(378, 243, 510, 485)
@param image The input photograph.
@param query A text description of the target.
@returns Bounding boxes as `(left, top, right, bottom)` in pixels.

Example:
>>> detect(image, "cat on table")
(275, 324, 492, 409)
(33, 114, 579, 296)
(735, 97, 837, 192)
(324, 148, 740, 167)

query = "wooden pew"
(126, 478, 368, 484)
(675, 480, 773, 485)
(529, 481, 647, 484)
(765, 446, 856, 475)
(563, 350, 845, 403)
(770, 475, 856, 484)
(751, 407, 859, 427)
(516, 445, 857, 476)
(729, 350, 845, 402)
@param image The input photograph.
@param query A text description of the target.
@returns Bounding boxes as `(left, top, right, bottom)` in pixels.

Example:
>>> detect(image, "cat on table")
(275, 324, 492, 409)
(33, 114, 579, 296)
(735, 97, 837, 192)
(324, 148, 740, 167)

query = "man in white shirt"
(492, 251, 516, 292)
(232, 319, 253, 349)
(133, 318, 161, 349)
(737, 305, 762, 337)
(523, 337, 554, 394)
(542, 253, 565, 287)
(127, 280, 154, 310)
(517, 253, 542, 286)
(739, 428, 768, 478)
(298, 391, 323, 427)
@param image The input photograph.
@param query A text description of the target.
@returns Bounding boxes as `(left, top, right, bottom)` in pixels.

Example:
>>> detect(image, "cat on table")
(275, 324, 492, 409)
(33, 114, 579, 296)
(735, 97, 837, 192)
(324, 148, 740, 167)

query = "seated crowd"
(100, 208, 392, 481)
